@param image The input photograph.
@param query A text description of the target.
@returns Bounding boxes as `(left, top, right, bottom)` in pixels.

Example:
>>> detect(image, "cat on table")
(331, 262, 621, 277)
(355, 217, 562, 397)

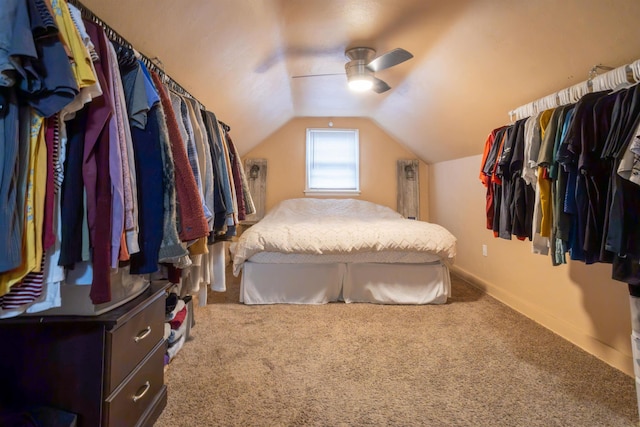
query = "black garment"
(587, 93, 619, 263)
(28, 0, 58, 39)
(112, 42, 138, 73)
(482, 127, 507, 178)
(130, 106, 164, 274)
(497, 125, 516, 239)
(507, 119, 532, 240)
(492, 181, 502, 235)
(511, 176, 535, 240)
(559, 92, 609, 263)
(612, 254, 640, 285)
(59, 107, 88, 268)
(482, 127, 507, 231)
(509, 119, 528, 177)
(496, 123, 517, 178)
(611, 175, 640, 258)
(202, 110, 227, 241)
(602, 85, 640, 159)
(604, 85, 640, 260)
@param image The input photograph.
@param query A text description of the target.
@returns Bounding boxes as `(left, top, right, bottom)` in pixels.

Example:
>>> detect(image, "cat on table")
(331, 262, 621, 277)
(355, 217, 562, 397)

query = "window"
(305, 128, 360, 195)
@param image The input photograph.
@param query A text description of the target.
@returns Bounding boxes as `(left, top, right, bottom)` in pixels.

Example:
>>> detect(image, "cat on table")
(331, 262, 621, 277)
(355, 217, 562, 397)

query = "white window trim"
(305, 128, 360, 196)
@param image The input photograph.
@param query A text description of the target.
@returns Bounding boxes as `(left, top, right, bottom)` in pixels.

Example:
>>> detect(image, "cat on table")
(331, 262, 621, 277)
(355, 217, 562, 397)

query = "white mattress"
(248, 250, 442, 264)
(232, 198, 457, 275)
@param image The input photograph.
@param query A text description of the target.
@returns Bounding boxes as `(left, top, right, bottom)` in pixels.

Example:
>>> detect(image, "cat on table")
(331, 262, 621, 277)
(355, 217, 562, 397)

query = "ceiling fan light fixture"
(292, 46, 411, 95)
(345, 57, 374, 92)
(348, 75, 373, 91)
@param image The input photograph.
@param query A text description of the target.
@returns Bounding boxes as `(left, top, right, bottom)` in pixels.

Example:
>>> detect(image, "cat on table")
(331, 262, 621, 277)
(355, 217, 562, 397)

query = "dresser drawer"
(104, 340, 166, 427)
(106, 294, 165, 393)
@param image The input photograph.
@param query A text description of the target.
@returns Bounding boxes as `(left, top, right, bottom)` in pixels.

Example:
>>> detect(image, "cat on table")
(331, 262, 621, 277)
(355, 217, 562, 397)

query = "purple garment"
(84, 20, 113, 304)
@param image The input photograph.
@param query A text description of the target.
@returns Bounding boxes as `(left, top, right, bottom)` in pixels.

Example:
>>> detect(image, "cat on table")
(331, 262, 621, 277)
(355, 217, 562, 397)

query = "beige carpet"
(156, 269, 639, 426)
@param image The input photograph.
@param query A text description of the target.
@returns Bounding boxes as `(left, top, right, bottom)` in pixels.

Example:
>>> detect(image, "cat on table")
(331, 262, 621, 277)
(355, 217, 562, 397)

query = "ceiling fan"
(292, 47, 413, 93)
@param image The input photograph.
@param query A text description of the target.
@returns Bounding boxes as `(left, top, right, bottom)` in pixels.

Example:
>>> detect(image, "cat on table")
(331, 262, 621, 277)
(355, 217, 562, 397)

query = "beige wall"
(430, 154, 634, 376)
(244, 119, 634, 375)
(244, 117, 429, 220)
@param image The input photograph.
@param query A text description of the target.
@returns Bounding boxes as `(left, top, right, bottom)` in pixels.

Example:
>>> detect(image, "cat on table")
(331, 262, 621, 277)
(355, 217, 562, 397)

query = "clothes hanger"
(632, 60, 640, 82)
(609, 65, 636, 93)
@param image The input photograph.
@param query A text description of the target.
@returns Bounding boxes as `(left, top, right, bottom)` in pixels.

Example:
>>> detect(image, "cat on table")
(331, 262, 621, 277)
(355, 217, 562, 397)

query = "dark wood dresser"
(0, 282, 169, 426)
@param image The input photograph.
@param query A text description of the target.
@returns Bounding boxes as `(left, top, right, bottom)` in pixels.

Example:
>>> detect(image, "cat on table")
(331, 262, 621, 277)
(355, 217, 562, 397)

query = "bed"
(231, 198, 457, 305)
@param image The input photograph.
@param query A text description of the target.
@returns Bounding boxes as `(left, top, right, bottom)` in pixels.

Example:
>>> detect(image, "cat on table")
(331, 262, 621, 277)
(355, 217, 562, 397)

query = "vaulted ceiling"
(81, 0, 640, 163)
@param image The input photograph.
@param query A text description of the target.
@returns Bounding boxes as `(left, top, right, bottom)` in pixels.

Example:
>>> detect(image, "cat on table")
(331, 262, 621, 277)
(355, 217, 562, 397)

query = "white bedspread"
(232, 198, 457, 275)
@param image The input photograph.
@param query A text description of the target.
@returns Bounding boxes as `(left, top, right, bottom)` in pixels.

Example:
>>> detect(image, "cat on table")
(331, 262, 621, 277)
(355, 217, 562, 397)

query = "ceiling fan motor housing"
(345, 47, 376, 80)
(345, 59, 374, 80)
(345, 47, 377, 62)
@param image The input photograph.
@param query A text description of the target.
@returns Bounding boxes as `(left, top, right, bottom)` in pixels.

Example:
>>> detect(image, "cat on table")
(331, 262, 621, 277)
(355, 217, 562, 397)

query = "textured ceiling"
(80, 0, 640, 163)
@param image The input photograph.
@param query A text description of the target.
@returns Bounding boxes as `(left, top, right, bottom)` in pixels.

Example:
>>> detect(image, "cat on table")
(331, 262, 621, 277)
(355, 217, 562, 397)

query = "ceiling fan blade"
(371, 77, 391, 94)
(366, 48, 413, 72)
(291, 73, 344, 79)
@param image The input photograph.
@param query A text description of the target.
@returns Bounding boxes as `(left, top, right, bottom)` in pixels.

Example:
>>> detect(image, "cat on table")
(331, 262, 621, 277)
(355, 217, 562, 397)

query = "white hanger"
(632, 60, 640, 81)
(609, 64, 636, 92)
(508, 61, 640, 121)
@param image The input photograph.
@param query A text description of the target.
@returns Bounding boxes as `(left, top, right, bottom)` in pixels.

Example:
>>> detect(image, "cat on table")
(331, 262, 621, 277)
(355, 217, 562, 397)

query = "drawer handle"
(134, 326, 152, 343)
(132, 381, 151, 402)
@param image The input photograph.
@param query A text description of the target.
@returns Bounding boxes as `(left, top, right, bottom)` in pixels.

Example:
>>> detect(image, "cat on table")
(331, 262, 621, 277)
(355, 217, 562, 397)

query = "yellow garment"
(536, 109, 555, 238)
(33, 116, 47, 272)
(537, 167, 552, 238)
(0, 114, 45, 295)
(188, 237, 209, 256)
(539, 109, 554, 140)
(51, 0, 96, 89)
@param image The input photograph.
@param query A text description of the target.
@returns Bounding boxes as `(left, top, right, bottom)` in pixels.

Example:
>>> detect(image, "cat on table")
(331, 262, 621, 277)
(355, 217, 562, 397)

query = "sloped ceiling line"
(510, 61, 640, 121)
(70, 0, 211, 114)
(74, 0, 640, 163)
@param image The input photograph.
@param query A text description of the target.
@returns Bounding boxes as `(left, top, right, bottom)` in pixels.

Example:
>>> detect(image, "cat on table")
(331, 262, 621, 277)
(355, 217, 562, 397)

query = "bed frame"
(239, 261, 451, 305)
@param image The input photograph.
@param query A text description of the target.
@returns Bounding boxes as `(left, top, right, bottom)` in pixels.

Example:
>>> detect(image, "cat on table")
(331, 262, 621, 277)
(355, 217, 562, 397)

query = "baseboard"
(450, 265, 634, 377)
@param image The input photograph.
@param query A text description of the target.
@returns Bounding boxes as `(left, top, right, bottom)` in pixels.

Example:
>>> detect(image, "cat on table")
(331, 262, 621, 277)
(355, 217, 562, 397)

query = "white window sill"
(304, 190, 361, 197)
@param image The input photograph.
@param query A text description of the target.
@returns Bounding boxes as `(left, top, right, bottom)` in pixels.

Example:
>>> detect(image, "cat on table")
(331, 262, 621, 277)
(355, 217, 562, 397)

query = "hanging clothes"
(0, 0, 254, 317)
(480, 73, 640, 285)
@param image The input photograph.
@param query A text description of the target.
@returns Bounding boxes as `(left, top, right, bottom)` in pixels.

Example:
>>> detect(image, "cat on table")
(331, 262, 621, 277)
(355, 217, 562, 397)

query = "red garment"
(167, 265, 182, 284)
(42, 116, 57, 251)
(169, 306, 188, 330)
(150, 71, 209, 242)
(225, 133, 246, 221)
(118, 233, 129, 262)
(485, 128, 508, 231)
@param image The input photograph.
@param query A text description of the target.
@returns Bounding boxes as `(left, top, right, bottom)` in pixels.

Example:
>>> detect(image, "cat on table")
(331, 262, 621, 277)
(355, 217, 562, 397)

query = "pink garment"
(105, 41, 124, 268)
(109, 47, 138, 255)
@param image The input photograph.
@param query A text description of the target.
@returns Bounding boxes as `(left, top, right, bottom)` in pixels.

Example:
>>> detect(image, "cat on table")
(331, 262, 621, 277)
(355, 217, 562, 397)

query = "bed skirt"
(240, 261, 451, 305)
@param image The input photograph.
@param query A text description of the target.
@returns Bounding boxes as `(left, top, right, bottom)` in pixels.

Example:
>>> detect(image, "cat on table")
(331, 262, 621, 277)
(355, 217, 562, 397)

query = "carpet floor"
(155, 270, 638, 426)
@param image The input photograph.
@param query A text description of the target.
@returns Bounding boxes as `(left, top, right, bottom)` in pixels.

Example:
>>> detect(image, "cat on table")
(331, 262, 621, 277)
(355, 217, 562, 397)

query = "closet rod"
(67, 0, 209, 114)
(508, 59, 640, 121)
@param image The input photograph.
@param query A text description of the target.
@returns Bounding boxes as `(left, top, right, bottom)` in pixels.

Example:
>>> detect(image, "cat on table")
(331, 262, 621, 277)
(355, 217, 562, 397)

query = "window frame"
(304, 128, 361, 196)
